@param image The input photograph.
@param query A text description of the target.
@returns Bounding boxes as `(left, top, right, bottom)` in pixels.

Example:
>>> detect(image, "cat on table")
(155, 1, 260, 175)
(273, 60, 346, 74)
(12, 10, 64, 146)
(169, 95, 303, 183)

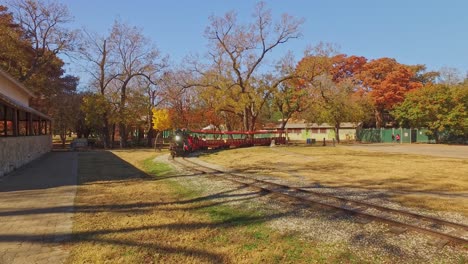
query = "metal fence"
(356, 128, 432, 143)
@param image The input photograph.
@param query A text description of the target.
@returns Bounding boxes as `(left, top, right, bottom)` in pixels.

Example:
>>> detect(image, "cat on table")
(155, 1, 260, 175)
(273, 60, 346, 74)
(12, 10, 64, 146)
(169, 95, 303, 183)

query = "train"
(169, 129, 286, 159)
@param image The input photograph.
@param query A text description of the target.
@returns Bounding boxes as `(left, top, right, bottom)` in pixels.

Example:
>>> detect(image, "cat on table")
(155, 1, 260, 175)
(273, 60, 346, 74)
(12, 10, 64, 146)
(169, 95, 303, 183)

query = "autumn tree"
(77, 30, 119, 148)
(2, 0, 79, 134)
(0, 5, 30, 74)
(141, 77, 167, 147)
(78, 20, 167, 148)
(110, 20, 167, 148)
(295, 43, 339, 82)
(295, 51, 369, 141)
(201, 2, 303, 132)
(6, 0, 77, 97)
(306, 75, 366, 143)
(81, 94, 112, 136)
(160, 70, 193, 129)
(358, 58, 422, 128)
(438, 67, 462, 85)
(152, 108, 171, 150)
(408, 64, 439, 85)
(270, 53, 309, 131)
(50, 80, 81, 147)
(1, 1, 83, 150)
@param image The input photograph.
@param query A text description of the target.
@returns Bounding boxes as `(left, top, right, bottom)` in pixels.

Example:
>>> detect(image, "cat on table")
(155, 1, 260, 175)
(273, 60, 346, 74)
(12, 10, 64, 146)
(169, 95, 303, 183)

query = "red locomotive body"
(170, 129, 286, 158)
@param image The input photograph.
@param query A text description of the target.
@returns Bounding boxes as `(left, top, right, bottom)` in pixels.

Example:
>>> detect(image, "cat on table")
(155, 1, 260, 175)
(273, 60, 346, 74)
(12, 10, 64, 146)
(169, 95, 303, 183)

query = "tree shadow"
(0, 200, 299, 263)
(0, 185, 270, 217)
(0, 152, 77, 192)
(0, 150, 416, 262)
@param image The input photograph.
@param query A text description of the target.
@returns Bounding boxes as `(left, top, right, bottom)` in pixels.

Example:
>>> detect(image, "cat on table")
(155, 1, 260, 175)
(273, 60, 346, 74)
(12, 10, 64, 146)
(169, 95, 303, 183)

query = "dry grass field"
(198, 145, 468, 215)
(67, 147, 467, 263)
(68, 149, 365, 263)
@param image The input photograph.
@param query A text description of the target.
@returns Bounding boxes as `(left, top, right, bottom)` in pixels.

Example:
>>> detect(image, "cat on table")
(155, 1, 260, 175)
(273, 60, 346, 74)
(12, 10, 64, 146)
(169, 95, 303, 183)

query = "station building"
(0, 69, 52, 177)
(273, 120, 359, 142)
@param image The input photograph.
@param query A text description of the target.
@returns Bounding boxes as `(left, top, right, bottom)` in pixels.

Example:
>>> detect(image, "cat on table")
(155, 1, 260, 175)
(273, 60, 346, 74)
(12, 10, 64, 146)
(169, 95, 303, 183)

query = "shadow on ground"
(0, 150, 415, 263)
(0, 152, 77, 192)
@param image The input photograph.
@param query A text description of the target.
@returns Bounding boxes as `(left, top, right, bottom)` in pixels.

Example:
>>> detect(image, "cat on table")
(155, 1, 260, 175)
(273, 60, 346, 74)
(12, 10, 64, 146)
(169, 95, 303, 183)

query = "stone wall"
(0, 135, 52, 177)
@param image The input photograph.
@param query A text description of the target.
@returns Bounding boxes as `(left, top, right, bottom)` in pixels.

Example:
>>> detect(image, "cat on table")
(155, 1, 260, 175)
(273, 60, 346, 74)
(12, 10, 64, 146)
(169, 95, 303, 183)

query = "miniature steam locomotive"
(169, 129, 286, 159)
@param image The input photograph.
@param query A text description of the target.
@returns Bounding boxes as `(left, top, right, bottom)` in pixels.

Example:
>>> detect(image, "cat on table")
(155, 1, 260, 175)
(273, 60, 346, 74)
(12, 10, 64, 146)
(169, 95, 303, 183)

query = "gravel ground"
(157, 155, 468, 264)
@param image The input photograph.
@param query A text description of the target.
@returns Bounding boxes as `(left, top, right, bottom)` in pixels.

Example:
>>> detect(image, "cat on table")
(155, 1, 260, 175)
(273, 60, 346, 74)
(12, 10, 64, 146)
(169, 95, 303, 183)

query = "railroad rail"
(172, 157, 468, 247)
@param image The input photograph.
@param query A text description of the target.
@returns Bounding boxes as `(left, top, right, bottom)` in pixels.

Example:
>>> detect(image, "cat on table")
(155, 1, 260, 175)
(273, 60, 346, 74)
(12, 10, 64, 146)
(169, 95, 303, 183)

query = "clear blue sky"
(61, 0, 468, 77)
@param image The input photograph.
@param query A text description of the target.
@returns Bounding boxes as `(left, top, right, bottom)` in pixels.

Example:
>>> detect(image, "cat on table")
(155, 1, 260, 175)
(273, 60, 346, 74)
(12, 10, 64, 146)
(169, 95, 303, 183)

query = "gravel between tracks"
(157, 155, 468, 264)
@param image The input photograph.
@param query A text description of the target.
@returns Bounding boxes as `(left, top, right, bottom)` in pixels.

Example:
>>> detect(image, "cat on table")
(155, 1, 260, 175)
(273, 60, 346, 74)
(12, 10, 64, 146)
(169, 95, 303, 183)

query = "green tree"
(81, 93, 115, 140)
(306, 75, 365, 143)
(51, 86, 81, 147)
(392, 84, 468, 142)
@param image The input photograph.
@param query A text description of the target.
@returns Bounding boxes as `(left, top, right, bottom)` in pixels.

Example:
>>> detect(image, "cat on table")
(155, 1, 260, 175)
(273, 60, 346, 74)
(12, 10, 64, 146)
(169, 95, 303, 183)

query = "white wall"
(0, 74, 30, 105)
(286, 128, 357, 142)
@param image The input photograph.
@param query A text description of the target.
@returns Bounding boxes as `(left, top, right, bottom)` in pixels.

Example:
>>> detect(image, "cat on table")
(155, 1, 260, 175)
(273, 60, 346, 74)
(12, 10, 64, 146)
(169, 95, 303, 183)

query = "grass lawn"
(198, 145, 468, 215)
(68, 149, 365, 263)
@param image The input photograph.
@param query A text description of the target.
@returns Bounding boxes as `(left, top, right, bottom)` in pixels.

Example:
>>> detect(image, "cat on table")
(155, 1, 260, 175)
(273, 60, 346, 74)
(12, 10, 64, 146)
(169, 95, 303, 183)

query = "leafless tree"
(202, 2, 303, 131)
(109, 20, 167, 148)
(77, 30, 119, 148)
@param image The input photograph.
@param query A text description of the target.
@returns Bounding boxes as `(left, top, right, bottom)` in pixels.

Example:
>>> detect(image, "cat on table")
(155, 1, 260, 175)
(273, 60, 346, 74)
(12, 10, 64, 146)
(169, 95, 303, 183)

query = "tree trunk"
(433, 130, 440, 144)
(111, 123, 116, 149)
(119, 83, 128, 148)
(375, 109, 383, 128)
(154, 131, 161, 151)
(243, 108, 249, 132)
(147, 109, 154, 147)
(119, 123, 127, 148)
(60, 133, 66, 148)
(147, 127, 154, 147)
(249, 115, 257, 132)
(279, 117, 290, 138)
(102, 111, 110, 149)
(334, 124, 341, 144)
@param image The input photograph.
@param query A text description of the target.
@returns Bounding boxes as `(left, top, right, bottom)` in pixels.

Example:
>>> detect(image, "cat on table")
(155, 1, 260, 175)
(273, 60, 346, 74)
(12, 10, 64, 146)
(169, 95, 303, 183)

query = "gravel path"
(160, 155, 468, 264)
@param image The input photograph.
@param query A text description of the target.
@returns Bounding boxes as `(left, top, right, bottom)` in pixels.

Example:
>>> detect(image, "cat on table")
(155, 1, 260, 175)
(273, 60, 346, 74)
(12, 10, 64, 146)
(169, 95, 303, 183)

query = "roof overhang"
(0, 68, 35, 98)
(0, 92, 51, 120)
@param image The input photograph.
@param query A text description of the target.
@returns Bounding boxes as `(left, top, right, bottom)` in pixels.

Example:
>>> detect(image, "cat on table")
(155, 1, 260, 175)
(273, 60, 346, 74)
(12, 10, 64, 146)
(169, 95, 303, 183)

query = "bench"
(71, 138, 88, 151)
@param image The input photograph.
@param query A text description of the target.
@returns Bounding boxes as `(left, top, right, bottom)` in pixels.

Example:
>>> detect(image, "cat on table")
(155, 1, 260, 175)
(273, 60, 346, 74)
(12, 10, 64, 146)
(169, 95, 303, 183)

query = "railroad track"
(172, 157, 468, 247)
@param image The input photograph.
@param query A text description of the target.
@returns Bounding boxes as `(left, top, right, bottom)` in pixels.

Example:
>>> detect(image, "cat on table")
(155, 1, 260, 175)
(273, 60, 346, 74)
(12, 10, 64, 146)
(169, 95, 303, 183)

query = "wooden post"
(2, 105, 6, 136)
(13, 109, 18, 136)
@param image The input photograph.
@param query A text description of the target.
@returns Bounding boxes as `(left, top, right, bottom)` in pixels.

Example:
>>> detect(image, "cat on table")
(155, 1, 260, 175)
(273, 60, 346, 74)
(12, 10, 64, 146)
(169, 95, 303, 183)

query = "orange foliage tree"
(358, 58, 422, 128)
(330, 54, 367, 83)
(296, 54, 369, 142)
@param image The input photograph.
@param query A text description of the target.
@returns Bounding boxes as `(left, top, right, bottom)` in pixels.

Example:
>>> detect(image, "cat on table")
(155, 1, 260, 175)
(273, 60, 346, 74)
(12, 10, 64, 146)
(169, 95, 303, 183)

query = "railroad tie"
(389, 226, 408, 235)
(448, 230, 468, 240)
(428, 238, 449, 249)
(355, 217, 372, 225)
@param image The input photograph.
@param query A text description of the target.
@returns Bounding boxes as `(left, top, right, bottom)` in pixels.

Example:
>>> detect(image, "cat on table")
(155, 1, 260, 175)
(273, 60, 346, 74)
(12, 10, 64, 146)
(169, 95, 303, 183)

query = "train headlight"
(175, 135, 181, 141)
